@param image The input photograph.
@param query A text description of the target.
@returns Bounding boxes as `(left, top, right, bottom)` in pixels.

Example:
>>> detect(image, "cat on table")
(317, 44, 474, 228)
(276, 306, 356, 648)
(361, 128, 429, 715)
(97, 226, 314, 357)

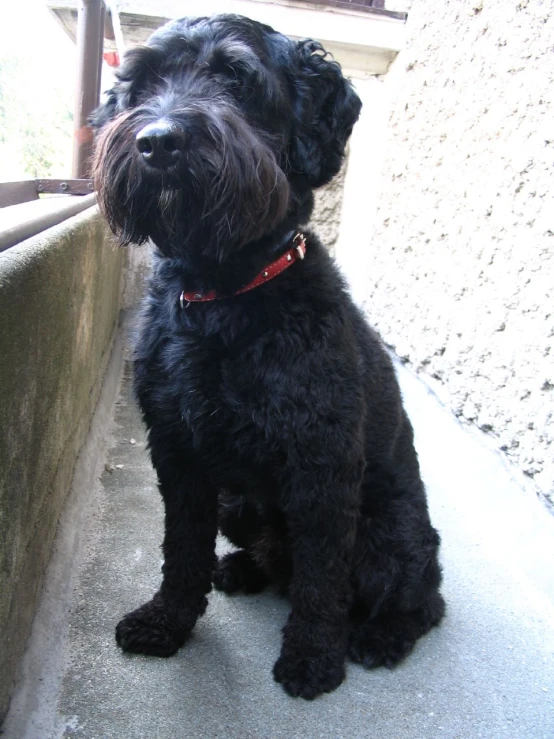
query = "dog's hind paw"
(115, 594, 205, 657)
(348, 594, 445, 669)
(213, 550, 268, 594)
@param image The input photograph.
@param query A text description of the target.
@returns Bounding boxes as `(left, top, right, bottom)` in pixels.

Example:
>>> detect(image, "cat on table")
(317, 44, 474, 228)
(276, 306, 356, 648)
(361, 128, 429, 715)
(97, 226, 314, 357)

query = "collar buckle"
(293, 232, 306, 260)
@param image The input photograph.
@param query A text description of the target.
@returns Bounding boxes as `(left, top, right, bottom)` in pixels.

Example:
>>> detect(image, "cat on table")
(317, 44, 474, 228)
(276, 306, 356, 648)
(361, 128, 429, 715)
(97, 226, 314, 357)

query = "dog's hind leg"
(348, 457, 445, 669)
(215, 492, 270, 594)
(214, 549, 269, 594)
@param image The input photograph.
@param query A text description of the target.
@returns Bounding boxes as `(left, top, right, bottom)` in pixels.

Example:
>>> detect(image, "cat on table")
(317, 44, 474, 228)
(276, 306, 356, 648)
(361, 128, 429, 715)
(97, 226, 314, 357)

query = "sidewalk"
(3, 328, 554, 739)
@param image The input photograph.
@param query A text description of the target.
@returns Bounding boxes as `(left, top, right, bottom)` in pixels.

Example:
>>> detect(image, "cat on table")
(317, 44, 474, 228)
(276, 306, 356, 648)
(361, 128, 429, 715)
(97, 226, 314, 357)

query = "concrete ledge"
(0, 206, 124, 721)
(0, 195, 97, 254)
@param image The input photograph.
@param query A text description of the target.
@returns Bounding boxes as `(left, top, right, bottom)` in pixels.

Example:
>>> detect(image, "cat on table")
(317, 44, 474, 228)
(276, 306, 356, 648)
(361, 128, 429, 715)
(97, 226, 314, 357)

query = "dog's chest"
(140, 317, 287, 485)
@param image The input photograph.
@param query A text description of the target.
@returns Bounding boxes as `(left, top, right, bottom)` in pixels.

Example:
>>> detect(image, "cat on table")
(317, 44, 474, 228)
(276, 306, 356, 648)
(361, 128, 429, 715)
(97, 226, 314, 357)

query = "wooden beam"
(72, 0, 105, 178)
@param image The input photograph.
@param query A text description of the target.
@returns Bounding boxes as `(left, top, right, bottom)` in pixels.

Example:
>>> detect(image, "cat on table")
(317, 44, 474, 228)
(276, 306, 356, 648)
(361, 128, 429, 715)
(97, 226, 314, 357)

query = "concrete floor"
(3, 331, 554, 739)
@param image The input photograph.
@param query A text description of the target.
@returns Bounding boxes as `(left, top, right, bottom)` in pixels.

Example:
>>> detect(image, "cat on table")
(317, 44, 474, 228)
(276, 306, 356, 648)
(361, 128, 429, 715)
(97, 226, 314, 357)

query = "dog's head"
(91, 14, 361, 258)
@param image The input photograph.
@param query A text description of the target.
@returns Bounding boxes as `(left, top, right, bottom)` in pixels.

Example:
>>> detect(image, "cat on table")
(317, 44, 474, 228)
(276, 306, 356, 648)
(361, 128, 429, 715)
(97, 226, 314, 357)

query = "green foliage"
(0, 53, 73, 179)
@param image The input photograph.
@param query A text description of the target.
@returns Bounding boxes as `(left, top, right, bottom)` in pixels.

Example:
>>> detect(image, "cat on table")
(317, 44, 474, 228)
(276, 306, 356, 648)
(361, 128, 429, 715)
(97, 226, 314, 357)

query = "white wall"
(339, 0, 554, 506)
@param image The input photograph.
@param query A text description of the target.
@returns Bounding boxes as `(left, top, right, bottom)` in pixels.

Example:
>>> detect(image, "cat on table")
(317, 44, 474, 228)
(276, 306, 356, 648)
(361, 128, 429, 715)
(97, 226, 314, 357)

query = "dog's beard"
(92, 102, 290, 259)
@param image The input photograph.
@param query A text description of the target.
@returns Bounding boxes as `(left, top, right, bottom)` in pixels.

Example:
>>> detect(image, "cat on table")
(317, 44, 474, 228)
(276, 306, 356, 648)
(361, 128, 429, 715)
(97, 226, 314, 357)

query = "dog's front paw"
(116, 610, 182, 657)
(273, 619, 346, 699)
(273, 648, 345, 700)
(115, 594, 205, 657)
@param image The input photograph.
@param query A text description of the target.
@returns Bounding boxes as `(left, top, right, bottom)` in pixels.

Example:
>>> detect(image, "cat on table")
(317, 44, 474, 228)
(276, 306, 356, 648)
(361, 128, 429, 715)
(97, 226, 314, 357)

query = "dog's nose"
(135, 121, 189, 169)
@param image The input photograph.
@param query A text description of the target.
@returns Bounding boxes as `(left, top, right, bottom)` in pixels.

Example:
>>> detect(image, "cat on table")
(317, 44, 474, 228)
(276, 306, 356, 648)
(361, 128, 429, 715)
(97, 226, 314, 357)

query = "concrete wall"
(0, 207, 124, 721)
(311, 160, 347, 255)
(359, 0, 553, 505)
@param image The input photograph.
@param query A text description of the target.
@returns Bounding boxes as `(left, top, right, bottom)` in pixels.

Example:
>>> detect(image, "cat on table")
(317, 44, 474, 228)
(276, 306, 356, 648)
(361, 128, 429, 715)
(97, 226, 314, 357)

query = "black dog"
(91, 14, 444, 700)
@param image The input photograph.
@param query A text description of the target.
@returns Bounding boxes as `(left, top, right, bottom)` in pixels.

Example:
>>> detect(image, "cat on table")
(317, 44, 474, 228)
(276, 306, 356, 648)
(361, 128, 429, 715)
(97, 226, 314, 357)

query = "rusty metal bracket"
(36, 179, 95, 196)
(0, 179, 94, 208)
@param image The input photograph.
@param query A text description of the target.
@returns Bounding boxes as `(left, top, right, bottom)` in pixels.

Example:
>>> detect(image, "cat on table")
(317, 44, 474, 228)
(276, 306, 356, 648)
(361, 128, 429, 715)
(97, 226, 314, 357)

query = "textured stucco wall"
(310, 158, 348, 254)
(366, 0, 554, 505)
(0, 208, 124, 721)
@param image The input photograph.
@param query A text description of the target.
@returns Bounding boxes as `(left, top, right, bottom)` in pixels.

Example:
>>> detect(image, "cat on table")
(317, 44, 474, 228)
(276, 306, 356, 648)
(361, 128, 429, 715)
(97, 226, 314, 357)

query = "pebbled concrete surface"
(367, 0, 554, 505)
(3, 338, 554, 739)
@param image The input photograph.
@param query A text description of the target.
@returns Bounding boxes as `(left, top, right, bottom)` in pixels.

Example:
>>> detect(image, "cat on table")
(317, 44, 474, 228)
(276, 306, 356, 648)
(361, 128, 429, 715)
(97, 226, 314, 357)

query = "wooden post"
(72, 0, 105, 178)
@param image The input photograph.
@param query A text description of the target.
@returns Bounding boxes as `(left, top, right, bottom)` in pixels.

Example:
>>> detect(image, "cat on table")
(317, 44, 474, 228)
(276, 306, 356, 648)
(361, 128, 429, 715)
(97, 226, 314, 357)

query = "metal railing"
(0, 179, 94, 208)
(0, 1, 106, 249)
(72, 0, 105, 179)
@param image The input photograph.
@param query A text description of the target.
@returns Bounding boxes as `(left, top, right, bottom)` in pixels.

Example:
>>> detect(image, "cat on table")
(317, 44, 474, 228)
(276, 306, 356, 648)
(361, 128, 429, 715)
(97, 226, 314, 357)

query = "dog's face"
(91, 14, 361, 258)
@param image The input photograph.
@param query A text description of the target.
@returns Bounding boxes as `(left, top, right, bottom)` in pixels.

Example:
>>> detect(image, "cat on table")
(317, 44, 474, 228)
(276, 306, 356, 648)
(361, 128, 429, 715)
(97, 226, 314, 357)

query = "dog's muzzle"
(136, 120, 190, 170)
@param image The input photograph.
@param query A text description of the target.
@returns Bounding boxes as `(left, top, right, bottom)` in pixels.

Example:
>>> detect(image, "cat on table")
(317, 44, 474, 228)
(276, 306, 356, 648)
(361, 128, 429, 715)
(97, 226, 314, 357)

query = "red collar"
(179, 233, 307, 308)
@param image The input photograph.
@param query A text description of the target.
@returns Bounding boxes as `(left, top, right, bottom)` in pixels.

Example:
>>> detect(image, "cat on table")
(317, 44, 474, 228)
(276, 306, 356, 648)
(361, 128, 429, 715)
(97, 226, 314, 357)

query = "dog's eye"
(223, 63, 239, 78)
(125, 82, 155, 109)
(215, 62, 243, 84)
(206, 56, 246, 85)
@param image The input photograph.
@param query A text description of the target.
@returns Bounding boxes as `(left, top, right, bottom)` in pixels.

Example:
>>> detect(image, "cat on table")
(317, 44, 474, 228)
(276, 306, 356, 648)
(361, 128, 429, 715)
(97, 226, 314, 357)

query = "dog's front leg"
(273, 465, 362, 699)
(116, 450, 218, 657)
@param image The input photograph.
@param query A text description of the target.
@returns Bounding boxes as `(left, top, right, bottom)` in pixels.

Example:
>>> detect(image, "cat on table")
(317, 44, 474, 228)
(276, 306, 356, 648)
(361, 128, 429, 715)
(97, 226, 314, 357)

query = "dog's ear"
(289, 40, 362, 188)
(88, 89, 119, 131)
(89, 46, 161, 131)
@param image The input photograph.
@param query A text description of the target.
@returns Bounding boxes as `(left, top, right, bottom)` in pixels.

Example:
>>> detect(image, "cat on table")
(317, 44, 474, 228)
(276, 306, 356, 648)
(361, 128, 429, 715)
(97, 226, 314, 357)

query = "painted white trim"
(48, 0, 407, 76)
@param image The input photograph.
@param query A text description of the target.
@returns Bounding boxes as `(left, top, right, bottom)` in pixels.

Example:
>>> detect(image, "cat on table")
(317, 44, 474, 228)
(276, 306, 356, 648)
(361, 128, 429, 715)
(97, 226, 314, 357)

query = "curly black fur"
(91, 14, 445, 700)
